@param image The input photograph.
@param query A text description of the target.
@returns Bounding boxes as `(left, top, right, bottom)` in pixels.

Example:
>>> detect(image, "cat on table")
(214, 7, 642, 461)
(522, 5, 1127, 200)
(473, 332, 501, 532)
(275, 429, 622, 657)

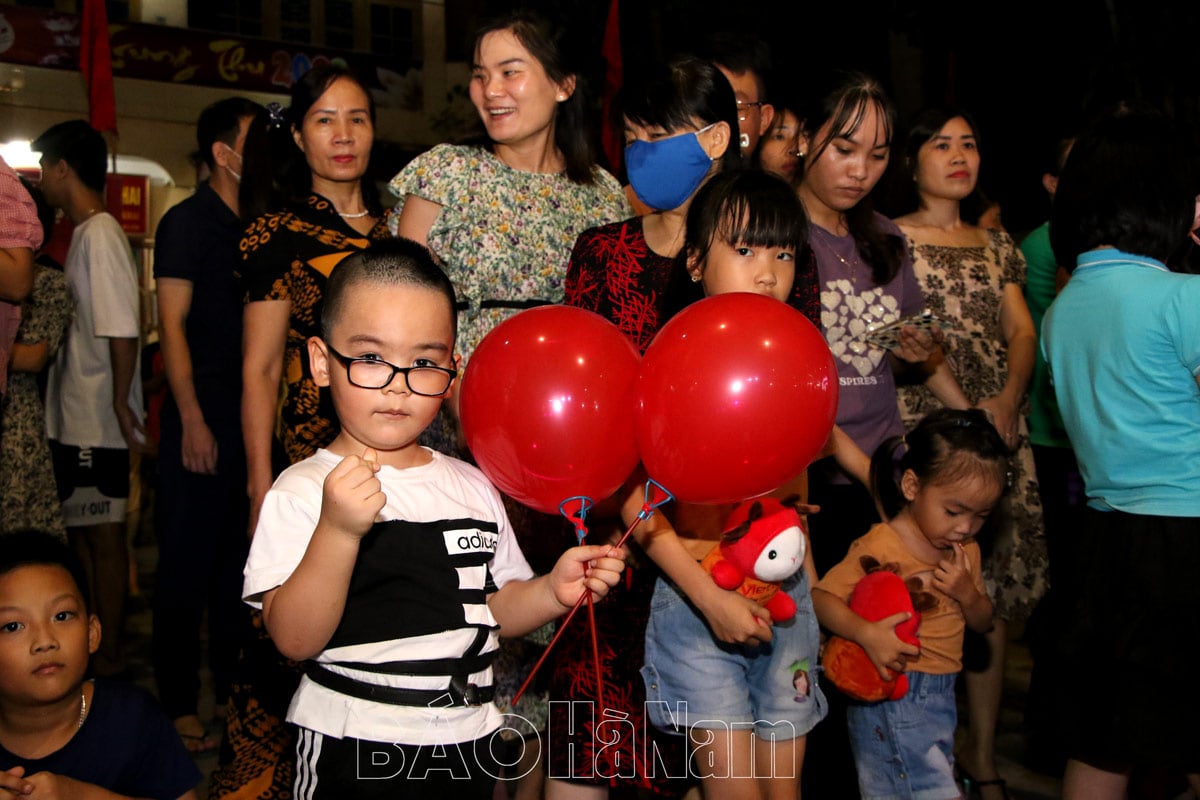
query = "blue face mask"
(625, 124, 716, 211)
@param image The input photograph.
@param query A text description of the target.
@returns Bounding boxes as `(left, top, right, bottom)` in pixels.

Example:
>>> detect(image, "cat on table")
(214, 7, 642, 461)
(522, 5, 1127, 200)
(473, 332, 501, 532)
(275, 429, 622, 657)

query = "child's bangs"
(716, 190, 804, 252)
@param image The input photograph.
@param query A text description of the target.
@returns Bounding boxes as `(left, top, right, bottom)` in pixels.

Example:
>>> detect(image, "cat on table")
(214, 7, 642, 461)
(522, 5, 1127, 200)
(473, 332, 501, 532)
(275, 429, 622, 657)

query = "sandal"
(955, 763, 1010, 800)
(179, 731, 219, 754)
(174, 716, 219, 755)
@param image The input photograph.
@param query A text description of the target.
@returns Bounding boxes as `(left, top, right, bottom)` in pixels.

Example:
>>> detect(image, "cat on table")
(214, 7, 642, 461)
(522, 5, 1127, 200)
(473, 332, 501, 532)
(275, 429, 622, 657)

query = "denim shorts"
(641, 572, 826, 741)
(846, 671, 958, 800)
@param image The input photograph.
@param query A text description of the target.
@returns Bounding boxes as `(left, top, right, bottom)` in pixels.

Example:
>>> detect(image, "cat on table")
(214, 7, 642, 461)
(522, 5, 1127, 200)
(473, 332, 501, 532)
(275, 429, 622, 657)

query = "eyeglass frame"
(735, 99, 765, 122)
(324, 344, 458, 396)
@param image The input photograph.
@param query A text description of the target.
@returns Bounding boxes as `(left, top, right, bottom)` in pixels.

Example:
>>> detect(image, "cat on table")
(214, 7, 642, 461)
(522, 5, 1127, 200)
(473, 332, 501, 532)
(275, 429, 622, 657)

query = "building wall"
(0, 0, 456, 191)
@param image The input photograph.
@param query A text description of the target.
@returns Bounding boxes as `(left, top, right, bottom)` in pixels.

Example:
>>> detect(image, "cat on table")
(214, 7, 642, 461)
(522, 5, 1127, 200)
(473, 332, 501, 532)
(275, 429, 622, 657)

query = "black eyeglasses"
(325, 345, 457, 396)
(736, 99, 764, 122)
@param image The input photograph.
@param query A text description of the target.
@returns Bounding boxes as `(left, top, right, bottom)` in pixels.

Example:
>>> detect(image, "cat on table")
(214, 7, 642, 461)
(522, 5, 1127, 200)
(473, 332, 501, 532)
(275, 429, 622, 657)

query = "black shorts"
(50, 441, 130, 527)
(293, 727, 504, 800)
(1052, 507, 1200, 772)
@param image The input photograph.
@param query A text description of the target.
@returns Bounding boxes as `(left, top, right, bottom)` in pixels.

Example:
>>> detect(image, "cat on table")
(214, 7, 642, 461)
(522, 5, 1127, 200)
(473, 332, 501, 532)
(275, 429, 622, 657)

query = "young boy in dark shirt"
(0, 529, 200, 799)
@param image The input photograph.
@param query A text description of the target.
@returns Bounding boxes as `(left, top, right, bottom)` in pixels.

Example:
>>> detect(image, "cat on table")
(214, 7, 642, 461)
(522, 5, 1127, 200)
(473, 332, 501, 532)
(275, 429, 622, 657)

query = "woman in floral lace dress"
(0, 260, 72, 537)
(388, 11, 629, 797)
(389, 9, 629, 373)
(892, 106, 1047, 800)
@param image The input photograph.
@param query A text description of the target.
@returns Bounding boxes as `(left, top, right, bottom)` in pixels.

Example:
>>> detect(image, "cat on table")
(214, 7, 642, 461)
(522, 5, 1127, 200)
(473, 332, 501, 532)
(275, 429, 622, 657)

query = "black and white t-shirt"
(244, 448, 535, 745)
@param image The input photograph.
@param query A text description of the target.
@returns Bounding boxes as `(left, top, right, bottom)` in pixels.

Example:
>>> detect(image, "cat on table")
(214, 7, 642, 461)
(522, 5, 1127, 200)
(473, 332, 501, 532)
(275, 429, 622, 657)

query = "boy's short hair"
(698, 31, 773, 101)
(0, 530, 91, 611)
(196, 97, 263, 170)
(321, 238, 458, 342)
(31, 120, 108, 193)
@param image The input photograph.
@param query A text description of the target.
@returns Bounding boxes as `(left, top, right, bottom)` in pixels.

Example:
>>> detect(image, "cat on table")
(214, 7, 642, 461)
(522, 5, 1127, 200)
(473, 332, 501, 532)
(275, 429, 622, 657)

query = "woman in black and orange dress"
(208, 63, 389, 800)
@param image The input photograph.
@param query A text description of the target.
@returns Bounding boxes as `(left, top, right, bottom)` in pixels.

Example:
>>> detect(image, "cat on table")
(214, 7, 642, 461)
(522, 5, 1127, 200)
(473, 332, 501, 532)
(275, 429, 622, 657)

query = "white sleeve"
(85, 220, 140, 339)
(486, 485, 535, 588)
(242, 485, 322, 608)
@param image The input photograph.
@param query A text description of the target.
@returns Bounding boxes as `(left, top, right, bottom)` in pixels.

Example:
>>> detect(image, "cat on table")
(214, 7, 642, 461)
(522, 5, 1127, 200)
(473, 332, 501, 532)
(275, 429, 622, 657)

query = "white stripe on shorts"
(295, 727, 323, 799)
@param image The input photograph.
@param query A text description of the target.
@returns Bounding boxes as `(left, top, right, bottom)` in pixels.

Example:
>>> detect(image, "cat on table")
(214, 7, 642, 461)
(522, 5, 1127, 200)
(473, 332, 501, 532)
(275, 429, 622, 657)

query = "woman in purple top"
(794, 70, 967, 574)
(793, 70, 968, 795)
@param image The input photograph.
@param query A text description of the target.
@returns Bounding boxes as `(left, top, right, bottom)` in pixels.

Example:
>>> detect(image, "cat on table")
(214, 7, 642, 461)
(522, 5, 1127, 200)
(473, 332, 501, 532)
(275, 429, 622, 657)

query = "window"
(183, 0, 419, 58)
(190, 0, 263, 38)
(325, 0, 354, 50)
(1, 0, 128, 20)
(370, 1, 415, 62)
(280, 0, 311, 43)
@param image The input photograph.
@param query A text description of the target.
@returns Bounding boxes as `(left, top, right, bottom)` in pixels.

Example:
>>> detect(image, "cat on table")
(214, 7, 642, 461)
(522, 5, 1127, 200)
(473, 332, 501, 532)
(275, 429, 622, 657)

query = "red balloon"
(460, 306, 641, 514)
(637, 293, 839, 504)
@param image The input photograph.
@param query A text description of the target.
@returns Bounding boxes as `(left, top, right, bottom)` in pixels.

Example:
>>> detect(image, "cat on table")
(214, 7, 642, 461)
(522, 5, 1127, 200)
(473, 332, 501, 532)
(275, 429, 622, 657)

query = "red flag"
(599, 0, 622, 175)
(80, 0, 117, 134)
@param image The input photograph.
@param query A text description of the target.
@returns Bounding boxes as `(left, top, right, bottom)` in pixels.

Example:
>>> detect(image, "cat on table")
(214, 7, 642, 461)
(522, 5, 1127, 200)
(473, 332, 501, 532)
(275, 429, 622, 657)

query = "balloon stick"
(511, 481, 673, 707)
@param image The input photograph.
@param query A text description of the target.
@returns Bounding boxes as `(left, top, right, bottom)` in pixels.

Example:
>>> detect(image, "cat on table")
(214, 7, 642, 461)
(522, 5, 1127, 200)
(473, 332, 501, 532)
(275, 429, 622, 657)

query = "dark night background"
(445, 0, 1200, 239)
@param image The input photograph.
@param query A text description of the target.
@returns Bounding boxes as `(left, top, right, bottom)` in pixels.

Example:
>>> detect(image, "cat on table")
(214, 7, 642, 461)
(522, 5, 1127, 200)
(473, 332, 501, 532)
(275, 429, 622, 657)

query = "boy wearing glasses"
(241, 239, 624, 799)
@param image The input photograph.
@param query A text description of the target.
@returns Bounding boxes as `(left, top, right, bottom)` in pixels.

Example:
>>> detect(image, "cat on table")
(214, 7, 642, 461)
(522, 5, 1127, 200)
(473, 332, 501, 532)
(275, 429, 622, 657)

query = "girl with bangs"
(639, 168, 828, 800)
(550, 170, 826, 800)
(551, 55, 752, 800)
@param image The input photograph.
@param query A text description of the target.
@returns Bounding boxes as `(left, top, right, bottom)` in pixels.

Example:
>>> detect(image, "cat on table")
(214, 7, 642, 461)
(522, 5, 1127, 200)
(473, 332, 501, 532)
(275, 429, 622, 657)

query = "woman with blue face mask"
(563, 55, 740, 353)
(548, 56, 742, 800)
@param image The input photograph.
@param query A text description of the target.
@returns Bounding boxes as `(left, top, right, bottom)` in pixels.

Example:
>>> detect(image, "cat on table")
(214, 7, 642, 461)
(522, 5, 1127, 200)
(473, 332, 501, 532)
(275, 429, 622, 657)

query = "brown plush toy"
(821, 556, 935, 702)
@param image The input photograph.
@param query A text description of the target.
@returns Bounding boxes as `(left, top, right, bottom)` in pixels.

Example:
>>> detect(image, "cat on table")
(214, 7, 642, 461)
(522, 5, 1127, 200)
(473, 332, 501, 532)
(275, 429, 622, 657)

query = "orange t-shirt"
(816, 522, 985, 674)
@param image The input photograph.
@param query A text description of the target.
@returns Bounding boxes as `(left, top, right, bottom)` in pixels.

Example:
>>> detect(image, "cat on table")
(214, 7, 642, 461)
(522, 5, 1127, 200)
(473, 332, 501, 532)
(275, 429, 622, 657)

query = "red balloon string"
(512, 482, 673, 707)
(586, 591, 603, 712)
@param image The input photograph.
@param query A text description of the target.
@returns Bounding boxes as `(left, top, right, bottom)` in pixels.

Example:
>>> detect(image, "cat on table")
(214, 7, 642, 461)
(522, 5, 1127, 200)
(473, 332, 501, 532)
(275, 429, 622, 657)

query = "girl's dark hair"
(796, 69, 904, 285)
(663, 168, 806, 315)
(869, 408, 1010, 521)
(892, 106, 987, 224)
(685, 168, 808, 268)
(472, 9, 598, 185)
(1051, 105, 1198, 271)
(621, 54, 743, 173)
(0, 529, 91, 612)
(239, 63, 381, 222)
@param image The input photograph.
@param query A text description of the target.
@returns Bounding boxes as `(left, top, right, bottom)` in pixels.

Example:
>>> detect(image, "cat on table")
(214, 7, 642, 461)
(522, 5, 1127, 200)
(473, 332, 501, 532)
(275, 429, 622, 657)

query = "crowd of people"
(0, 6, 1198, 800)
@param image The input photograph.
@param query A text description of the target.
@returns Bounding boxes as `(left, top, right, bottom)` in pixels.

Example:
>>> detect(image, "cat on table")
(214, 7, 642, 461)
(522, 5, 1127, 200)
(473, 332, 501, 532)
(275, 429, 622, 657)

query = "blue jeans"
(641, 572, 826, 740)
(846, 671, 958, 800)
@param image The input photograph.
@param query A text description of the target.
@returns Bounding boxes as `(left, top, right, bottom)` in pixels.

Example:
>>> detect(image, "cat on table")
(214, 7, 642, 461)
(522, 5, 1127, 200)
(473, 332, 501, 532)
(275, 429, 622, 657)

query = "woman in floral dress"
(0, 258, 73, 538)
(388, 11, 629, 797)
(389, 9, 629, 372)
(893, 106, 1048, 800)
(214, 63, 389, 800)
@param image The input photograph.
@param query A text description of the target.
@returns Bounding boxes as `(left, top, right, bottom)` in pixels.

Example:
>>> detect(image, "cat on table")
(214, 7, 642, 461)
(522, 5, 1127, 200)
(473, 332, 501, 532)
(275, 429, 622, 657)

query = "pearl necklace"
(338, 209, 371, 219)
(78, 689, 88, 729)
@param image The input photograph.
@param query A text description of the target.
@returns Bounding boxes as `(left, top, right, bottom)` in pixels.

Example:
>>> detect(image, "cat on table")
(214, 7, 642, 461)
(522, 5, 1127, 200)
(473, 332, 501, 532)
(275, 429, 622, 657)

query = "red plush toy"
(821, 556, 935, 702)
(700, 496, 806, 622)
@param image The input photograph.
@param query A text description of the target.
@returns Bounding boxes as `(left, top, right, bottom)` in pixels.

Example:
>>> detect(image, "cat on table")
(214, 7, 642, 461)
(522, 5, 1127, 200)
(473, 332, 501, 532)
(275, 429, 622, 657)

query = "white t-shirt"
(45, 212, 143, 448)
(244, 447, 536, 746)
